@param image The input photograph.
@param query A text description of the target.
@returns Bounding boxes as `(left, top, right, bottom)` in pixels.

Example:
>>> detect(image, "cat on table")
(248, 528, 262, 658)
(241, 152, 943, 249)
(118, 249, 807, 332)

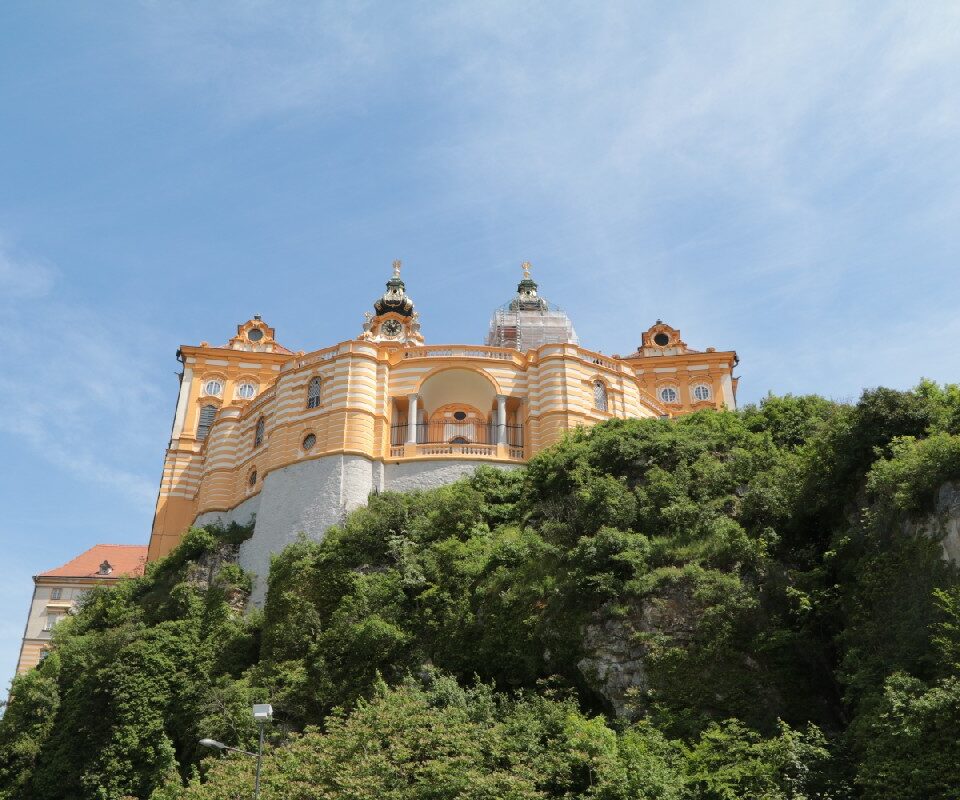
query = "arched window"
(202, 379, 223, 397)
(692, 384, 712, 402)
(197, 405, 217, 440)
(307, 377, 322, 409)
(236, 382, 257, 400)
(302, 433, 317, 451)
(593, 380, 608, 412)
(254, 417, 265, 448)
(658, 386, 679, 404)
(248, 469, 258, 487)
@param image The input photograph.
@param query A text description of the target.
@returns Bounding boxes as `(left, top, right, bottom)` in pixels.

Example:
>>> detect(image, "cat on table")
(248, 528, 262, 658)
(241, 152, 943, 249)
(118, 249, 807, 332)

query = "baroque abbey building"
(148, 264, 739, 600)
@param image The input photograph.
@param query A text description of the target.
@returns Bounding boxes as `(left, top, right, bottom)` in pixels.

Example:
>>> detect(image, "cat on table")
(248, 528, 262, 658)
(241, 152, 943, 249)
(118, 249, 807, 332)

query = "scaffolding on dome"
(486, 300, 580, 352)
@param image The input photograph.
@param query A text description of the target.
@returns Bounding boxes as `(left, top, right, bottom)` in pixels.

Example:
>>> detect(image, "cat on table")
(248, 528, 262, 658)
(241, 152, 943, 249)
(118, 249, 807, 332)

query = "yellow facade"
(148, 267, 738, 561)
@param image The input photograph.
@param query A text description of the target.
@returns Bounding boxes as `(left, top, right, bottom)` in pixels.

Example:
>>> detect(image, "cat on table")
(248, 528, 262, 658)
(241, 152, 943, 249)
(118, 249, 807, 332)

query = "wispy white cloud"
(124, 1, 960, 399)
(0, 240, 163, 505)
(0, 239, 56, 299)
(139, 0, 402, 121)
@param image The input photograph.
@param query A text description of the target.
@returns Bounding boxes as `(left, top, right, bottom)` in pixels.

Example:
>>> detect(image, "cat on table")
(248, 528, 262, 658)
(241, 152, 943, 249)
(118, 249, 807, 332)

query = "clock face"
(381, 319, 403, 338)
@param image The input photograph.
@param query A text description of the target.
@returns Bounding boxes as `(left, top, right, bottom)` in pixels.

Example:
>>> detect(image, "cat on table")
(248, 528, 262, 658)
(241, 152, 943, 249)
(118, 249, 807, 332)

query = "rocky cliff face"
(576, 482, 960, 722)
(907, 481, 960, 563)
(577, 586, 697, 721)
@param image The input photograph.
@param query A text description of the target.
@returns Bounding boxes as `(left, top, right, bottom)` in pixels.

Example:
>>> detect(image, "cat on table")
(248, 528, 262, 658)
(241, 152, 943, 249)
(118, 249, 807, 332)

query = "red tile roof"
(37, 544, 148, 580)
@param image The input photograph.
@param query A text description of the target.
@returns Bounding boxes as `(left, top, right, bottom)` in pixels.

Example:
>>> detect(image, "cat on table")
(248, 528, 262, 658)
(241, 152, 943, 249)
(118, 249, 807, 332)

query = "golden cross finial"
(521, 261, 532, 280)
(392, 259, 402, 279)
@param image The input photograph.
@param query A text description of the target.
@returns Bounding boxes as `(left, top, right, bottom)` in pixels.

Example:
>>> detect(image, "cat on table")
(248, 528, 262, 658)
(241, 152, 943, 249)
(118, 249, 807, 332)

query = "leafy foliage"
(3, 385, 960, 798)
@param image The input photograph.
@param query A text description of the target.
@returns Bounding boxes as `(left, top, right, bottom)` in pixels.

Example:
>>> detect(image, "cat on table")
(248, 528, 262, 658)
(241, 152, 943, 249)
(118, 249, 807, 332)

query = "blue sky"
(2, 1, 959, 686)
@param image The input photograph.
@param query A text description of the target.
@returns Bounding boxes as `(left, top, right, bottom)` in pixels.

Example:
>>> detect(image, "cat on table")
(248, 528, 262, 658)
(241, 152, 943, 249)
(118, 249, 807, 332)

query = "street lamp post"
(251, 704, 272, 799)
(199, 703, 273, 800)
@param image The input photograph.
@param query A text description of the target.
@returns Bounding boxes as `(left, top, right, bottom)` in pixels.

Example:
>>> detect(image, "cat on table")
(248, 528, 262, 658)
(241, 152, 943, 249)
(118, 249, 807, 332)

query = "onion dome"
(374, 260, 415, 318)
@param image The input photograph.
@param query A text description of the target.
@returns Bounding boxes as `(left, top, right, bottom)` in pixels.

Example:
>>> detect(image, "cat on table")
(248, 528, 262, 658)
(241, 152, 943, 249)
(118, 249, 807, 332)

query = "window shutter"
(197, 405, 217, 440)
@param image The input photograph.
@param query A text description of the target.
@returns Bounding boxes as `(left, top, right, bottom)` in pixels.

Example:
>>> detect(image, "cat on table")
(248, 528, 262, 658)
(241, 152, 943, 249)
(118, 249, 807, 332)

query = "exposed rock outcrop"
(578, 587, 696, 721)
(905, 481, 960, 563)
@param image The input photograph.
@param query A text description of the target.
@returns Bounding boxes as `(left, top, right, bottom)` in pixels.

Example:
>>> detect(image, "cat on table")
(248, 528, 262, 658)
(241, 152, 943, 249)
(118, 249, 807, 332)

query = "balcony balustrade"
(391, 421, 523, 447)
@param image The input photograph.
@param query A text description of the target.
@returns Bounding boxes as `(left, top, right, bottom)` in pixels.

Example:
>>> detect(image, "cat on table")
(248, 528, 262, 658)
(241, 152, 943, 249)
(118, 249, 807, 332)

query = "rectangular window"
(43, 614, 59, 631)
(197, 405, 217, 441)
(51, 588, 62, 600)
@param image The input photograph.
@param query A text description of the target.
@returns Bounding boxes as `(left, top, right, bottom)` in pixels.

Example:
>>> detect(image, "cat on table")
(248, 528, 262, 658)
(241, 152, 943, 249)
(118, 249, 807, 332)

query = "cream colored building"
(16, 544, 147, 674)
(148, 263, 738, 601)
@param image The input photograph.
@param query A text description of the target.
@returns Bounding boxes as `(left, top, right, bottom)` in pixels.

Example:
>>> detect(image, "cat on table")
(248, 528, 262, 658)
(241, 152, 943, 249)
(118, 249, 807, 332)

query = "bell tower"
(359, 260, 425, 346)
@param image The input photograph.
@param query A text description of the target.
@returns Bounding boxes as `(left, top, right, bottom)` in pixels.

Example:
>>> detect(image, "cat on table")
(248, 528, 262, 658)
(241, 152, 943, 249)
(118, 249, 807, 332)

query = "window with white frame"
(593, 380, 609, 412)
(692, 384, 712, 402)
(658, 386, 679, 404)
(307, 377, 322, 409)
(254, 417, 265, 448)
(50, 588, 62, 601)
(197, 405, 217, 440)
(236, 382, 257, 400)
(43, 614, 59, 632)
(202, 379, 224, 397)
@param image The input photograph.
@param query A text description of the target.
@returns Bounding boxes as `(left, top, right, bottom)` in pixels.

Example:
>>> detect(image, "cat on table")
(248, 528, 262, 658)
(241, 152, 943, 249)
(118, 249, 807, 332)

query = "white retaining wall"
(209, 456, 516, 605)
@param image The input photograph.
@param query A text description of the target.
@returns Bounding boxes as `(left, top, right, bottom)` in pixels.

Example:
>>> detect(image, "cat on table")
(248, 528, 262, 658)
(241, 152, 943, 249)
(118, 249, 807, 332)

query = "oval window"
(658, 386, 679, 404)
(302, 433, 317, 451)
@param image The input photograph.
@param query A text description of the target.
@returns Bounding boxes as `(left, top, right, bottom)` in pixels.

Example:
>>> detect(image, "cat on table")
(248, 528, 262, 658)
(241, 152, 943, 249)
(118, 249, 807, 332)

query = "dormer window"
(98, 560, 112, 575)
(653, 332, 670, 346)
(247, 328, 264, 342)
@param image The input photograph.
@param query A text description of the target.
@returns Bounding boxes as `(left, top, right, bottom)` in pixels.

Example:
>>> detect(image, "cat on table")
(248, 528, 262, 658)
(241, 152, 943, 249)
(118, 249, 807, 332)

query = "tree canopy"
(3, 383, 960, 799)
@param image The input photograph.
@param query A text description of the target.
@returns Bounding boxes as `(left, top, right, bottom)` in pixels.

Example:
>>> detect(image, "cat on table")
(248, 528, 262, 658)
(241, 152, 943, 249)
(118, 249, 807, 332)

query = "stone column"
(406, 394, 419, 444)
(496, 395, 508, 446)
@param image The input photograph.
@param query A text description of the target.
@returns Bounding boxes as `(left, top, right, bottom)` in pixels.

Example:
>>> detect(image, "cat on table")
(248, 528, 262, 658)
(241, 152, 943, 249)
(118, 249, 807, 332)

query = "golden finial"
(521, 261, 532, 280)
(392, 259, 402, 279)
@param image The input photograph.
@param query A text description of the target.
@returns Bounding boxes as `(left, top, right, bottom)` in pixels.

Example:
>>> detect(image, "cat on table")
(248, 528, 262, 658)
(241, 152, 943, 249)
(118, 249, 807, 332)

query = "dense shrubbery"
(2, 382, 960, 799)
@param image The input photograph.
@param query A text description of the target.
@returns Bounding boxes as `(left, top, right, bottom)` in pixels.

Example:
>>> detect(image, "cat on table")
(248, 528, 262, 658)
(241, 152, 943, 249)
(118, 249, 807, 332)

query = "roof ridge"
(91, 543, 149, 548)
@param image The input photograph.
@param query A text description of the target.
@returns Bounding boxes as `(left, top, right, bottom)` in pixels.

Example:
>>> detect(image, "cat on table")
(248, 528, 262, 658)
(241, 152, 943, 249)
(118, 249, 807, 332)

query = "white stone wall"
(236, 455, 372, 603)
(201, 456, 517, 605)
(195, 492, 261, 532)
(384, 460, 517, 493)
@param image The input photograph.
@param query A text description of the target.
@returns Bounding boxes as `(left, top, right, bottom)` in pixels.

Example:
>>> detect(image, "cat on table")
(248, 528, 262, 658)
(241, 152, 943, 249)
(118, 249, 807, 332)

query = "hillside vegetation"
(3, 384, 960, 799)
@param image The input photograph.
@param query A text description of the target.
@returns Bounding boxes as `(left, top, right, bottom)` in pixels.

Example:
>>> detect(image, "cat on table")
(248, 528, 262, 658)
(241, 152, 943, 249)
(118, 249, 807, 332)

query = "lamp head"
(199, 738, 227, 750)
(252, 703, 273, 722)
